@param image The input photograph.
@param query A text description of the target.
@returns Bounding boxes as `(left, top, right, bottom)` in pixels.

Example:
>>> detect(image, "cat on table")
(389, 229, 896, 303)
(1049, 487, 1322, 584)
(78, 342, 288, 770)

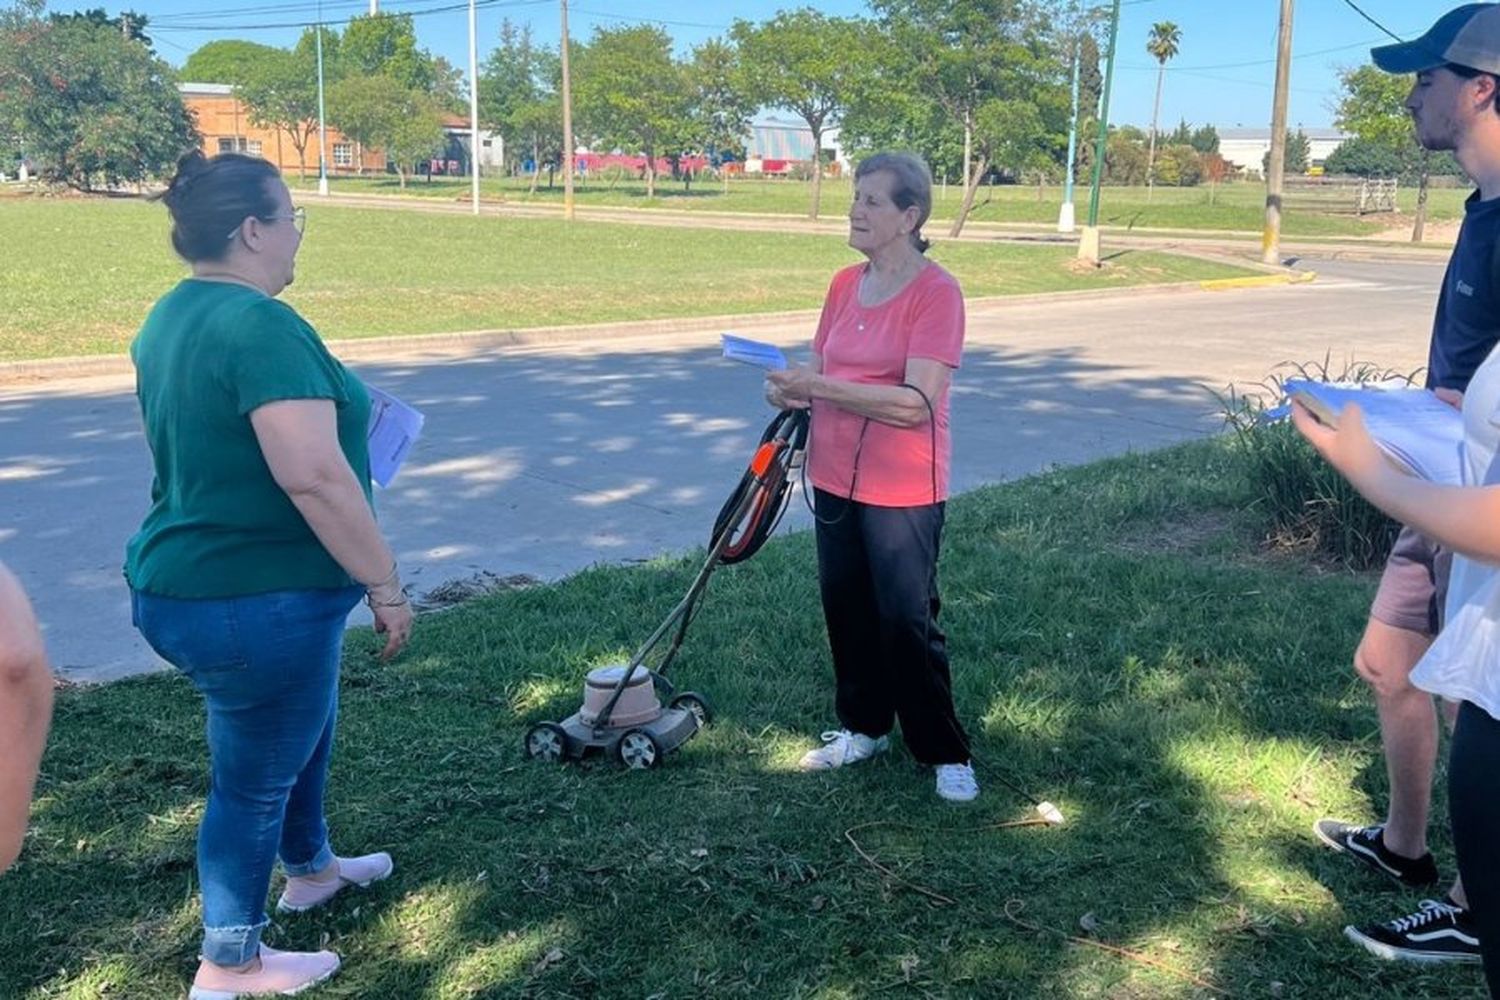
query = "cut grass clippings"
(1, 439, 1485, 998)
(0, 197, 1257, 362)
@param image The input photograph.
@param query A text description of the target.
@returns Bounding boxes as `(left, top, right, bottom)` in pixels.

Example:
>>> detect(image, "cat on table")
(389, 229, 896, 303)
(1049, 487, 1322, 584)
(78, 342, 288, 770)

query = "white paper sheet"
(721, 333, 788, 371)
(366, 384, 425, 488)
(1285, 379, 1464, 485)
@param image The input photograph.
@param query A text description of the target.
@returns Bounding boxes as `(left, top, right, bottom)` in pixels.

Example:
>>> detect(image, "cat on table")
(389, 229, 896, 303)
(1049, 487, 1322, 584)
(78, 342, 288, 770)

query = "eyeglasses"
(226, 206, 306, 241)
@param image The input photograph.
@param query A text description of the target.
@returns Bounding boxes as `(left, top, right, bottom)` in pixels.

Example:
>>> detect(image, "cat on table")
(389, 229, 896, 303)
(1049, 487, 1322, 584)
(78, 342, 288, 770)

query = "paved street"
(0, 257, 1444, 681)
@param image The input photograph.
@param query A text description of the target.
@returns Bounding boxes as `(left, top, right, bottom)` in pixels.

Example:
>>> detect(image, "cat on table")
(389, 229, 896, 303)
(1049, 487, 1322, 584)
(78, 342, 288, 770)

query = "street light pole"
(1058, 36, 1081, 234)
(1262, 0, 1295, 266)
(315, 0, 329, 197)
(1077, 0, 1120, 264)
(560, 0, 575, 221)
(468, 0, 480, 215)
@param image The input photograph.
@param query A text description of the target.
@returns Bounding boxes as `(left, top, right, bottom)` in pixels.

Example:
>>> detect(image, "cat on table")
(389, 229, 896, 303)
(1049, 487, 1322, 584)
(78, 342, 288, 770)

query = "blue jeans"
(131, 585, 363, 966)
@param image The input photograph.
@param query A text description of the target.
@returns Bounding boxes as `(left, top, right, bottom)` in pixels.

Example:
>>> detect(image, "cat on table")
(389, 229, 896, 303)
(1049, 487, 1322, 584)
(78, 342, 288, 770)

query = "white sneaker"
(935, 762, 979, 802)
(799, 729, 889, 771)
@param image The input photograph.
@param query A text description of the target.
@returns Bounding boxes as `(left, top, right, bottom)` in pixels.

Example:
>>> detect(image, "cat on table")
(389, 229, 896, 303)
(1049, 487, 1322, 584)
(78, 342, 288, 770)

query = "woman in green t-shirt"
(126, 151, 413, 999)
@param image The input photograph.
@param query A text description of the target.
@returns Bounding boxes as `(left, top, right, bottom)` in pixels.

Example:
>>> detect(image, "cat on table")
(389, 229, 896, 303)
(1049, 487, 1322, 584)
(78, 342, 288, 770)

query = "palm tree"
(1145, 21, 1181, 200)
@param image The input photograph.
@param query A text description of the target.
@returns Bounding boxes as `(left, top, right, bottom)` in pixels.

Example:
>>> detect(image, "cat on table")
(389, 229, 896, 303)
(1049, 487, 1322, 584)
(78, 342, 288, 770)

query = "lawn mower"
(523, 407, 809, 769)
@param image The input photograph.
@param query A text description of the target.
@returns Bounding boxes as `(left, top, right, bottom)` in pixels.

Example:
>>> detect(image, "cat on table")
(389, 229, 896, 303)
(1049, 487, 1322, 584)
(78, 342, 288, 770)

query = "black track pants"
(813, 488, 969, 765)
(1452, 700, 1500, 996)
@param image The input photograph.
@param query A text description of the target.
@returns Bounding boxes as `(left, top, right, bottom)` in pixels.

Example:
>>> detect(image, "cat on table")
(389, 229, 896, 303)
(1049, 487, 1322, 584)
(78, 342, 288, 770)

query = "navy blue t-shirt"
(1428, 191, 1500, 390)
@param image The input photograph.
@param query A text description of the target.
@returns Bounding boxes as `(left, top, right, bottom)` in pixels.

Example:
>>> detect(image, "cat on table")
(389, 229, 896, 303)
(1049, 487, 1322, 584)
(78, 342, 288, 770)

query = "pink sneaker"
(189, 945, 339, 999)
(276, 852, 394, 913)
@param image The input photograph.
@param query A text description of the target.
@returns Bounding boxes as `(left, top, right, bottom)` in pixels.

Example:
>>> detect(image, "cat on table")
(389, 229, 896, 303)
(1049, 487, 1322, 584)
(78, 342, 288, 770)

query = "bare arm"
(0, 563, 52, 872)
(250, 400, 412, 660)
(1293, 400, 1500, 563)
(765, 356, 951, 428)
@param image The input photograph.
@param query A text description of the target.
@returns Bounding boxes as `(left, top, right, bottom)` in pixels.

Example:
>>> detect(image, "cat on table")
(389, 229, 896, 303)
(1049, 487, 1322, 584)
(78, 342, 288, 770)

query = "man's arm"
(0, 563, 52, 871)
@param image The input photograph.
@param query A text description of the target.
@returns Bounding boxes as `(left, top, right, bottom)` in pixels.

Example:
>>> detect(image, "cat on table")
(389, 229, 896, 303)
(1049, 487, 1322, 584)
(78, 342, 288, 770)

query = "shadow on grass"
(0, 439, 1488, 997)
(1, 333, 1227, 682)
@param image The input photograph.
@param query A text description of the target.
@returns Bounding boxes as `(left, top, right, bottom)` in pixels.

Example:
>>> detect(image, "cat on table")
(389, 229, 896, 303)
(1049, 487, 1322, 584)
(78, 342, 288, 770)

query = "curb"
(0, 275, 1301, 386)
(1199, 271, 1318, 292)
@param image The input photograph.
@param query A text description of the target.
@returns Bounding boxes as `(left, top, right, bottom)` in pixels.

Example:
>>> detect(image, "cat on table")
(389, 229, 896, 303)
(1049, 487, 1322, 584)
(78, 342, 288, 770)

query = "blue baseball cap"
(1372, 3, 1500, 75)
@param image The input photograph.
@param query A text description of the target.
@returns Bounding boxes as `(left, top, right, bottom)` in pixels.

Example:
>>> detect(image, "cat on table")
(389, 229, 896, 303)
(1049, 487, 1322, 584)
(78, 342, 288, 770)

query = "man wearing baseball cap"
(1312, 3, 1500, 981)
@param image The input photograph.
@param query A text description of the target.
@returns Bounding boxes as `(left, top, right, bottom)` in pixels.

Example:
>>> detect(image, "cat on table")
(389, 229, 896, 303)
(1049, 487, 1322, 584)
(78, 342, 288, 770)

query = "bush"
(1219, 360, 1414, 570)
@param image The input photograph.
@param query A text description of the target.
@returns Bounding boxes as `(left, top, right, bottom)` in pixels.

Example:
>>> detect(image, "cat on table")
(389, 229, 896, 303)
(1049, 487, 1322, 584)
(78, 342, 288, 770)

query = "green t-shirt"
(124, 278, 373, 599)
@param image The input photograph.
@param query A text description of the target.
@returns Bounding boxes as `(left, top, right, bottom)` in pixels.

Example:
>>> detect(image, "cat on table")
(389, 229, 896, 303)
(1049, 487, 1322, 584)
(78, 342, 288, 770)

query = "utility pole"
(1262, 0, 1294, 266)
(315, 0, 329, 196)
(1078, 0, 1120, 265)
(560, 0, 575, 221)
(1058, 36, 1081, 234)
(468, 0, 480, 215)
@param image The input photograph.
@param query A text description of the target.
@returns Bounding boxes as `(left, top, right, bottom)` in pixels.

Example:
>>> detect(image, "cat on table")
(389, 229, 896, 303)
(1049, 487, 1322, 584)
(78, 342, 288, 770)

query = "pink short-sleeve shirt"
(809, 262, 965, 507)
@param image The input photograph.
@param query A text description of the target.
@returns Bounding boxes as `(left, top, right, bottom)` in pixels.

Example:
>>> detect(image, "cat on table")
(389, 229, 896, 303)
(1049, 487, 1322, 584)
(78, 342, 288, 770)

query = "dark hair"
(1444, 63, 1500, 116)
(153, 150, 281, 262)
(855, 152, 934, 253)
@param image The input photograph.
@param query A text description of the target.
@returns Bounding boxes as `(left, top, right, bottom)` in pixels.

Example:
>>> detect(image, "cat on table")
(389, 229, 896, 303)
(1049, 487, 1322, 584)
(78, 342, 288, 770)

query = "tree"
(49, 7, 150, 48)
(238, 48, 320, 180)
(1189, 123, 1220, 154)
(180, 40, 280, 86)
(1074, 30, 1102, 180)
(479, 19, 561, 190)
(1154, 144, 1202, 186)
(732, 9, 875, 219)
(572, 24, 691, 199)
(0, 6, 196, 190)
(343, 13, 435, 93)
(1262, 129, 1309, 175)
(872, 0, 1065, 235)
(1323, 135, 1404, 178)
(688, 38, 754, 169)
(1335, 63, 1435, 239)
(1103, 128, 1148, 185)
(328, 74, 445, 188)
(1144, 20, 1180, 196)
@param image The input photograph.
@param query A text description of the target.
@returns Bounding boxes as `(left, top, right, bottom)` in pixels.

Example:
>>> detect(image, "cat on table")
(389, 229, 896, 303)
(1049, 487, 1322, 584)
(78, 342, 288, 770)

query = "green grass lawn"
(1, 440, 1484, 998)
(0, 198, 1254, 362)
(287, 173, 1474, 239)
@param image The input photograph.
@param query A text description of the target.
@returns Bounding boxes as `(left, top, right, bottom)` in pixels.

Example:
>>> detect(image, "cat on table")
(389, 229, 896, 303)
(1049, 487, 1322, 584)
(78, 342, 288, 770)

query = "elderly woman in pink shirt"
(766, 151, 977, 803)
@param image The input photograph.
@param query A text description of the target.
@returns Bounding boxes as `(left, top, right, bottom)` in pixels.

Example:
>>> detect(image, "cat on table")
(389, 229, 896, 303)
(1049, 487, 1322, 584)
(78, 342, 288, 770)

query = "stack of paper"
(366, 385, 426, 488)
(721, 334, 788, 371)
(1284, 378, 1463, 485)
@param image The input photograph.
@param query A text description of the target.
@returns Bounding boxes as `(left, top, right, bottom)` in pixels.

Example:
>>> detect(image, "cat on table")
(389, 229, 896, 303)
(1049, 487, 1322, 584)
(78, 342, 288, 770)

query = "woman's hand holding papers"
(765, 366, 817, 411)
(1292, 399, 1390, 494)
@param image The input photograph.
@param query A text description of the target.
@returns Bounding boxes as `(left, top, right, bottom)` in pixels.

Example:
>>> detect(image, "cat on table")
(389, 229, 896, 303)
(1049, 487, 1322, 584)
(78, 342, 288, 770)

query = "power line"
(1117, 34, 1418, 72)
(149, 0, 548, 33)
(1340, 0, 1405, 43)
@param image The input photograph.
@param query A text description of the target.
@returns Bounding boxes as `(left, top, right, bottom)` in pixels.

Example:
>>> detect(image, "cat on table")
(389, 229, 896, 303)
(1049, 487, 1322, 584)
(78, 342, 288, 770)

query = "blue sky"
(58, 0, 1468, 130)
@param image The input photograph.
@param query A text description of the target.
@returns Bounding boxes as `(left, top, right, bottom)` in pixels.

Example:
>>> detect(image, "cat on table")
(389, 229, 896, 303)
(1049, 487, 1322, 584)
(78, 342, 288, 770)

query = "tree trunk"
(948, 154, 990, 238)
(808, 126, 823, 220)
(1146, 63, 1164, 202)
(397, 166, 408, 189)
(293, 136, 308, 181)
(529, 139, 540, 195)
(1413, 149, 1430, 243)
(646, 158, 655, 198)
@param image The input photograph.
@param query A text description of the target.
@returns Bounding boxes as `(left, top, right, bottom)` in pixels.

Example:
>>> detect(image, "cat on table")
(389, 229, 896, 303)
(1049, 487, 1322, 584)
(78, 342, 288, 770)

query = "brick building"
(178, 82, 386, 177)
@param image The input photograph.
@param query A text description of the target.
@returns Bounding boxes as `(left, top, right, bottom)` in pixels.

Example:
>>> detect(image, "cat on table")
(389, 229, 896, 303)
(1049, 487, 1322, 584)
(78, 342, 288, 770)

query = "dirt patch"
(1110, 509, 1237, 556)
(1364, 215, 1460, 246)
(413, 571, 539, 612)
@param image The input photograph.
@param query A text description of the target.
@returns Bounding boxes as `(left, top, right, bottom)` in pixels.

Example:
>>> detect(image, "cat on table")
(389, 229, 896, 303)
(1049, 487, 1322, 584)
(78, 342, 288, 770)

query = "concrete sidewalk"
(0, 257, 1441, 682)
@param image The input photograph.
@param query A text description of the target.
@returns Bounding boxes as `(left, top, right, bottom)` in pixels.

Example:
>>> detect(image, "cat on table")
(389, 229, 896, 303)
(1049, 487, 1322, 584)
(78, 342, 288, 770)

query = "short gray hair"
(854, 151, 934, 253)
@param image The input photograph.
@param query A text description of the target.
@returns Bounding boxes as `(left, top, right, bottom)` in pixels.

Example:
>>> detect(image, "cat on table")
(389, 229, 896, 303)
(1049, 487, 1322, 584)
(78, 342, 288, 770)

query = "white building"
(1217, 127, 1352, 173)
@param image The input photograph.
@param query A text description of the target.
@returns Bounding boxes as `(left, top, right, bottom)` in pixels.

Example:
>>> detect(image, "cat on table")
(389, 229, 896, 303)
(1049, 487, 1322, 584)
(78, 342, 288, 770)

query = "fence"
(1284, 176, 1398, 215)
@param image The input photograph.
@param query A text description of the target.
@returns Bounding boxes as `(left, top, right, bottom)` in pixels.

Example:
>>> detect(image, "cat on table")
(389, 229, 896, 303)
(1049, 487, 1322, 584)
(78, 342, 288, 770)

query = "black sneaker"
(1313, 820, 1439, 887)
(1344, 897, 1482, 964)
